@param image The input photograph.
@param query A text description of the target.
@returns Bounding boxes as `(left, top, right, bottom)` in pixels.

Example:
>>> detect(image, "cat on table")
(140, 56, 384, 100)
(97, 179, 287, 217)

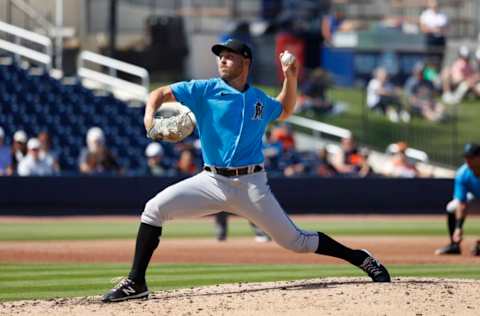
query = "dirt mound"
(1, 277, 479, 316)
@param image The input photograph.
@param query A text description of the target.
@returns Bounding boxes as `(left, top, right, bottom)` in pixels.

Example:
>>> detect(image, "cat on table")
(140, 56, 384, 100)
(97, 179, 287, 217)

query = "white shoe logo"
(122, 286, 136, 295)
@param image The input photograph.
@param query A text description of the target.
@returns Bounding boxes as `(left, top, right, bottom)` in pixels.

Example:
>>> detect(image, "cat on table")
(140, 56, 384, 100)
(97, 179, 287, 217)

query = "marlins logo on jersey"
(252, 101, 264, 120)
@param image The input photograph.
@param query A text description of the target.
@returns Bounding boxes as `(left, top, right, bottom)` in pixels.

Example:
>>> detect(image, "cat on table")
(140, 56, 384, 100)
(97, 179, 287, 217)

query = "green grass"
(1, 262, 479, 301)
(300, 87, 480, 166)
(1, 217, 480, 241)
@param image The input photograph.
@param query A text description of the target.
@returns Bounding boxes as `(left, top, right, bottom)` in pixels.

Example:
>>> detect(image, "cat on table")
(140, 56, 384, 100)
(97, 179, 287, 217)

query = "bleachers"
(0, 62, 155, 173)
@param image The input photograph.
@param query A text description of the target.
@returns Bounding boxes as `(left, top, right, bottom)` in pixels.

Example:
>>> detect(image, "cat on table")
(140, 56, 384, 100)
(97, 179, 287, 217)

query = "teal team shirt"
(170, 78, 283, 167)
(454, 164, 480, 202)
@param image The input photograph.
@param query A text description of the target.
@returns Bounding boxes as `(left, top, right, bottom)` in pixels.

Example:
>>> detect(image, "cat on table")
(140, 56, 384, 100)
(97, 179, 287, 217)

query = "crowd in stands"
(0, 124, 427, 179)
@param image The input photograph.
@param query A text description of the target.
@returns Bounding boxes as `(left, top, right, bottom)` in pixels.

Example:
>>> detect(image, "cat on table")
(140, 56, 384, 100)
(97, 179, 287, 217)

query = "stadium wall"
(0, 177, 452, 215)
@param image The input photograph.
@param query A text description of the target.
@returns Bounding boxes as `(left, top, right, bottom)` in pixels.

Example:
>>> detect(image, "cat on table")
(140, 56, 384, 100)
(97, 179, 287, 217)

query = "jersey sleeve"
(265, 95, 283, 122)
(170, 80, 209, 113)
(453, 169, 468, 202)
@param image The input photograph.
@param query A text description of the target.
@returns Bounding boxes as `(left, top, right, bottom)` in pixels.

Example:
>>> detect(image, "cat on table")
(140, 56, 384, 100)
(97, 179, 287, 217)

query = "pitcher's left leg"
(235, 172, 390, 282)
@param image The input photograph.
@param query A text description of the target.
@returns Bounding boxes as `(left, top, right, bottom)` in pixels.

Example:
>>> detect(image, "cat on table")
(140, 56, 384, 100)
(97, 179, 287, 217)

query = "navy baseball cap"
(463, 143, 480, 157)
(211, 39, 252, 60)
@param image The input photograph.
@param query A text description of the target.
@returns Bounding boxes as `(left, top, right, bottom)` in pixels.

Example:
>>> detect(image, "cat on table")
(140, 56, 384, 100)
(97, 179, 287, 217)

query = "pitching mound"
(1, 277, 479, 316)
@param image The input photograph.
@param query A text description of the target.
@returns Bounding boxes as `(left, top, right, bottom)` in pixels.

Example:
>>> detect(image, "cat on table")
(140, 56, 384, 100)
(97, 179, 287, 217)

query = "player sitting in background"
(435, 143, 480, 256)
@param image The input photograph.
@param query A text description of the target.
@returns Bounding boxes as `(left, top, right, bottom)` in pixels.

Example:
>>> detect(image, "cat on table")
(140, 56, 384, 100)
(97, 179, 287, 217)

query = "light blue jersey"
(454, 164, 480, 202)
(171, 78, 282, 167)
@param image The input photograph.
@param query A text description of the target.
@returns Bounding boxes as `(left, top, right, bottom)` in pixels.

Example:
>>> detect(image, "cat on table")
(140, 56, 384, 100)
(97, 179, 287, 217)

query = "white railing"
(287, 115, 352, 139)
(77, 51, 150, 103)
(287, 114, 429, 162)
(0, 20, 52, 70)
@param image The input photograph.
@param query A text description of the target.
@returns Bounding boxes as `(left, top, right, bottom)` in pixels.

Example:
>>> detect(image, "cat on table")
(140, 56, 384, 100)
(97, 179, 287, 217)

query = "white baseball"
(281, 51, 295, 66)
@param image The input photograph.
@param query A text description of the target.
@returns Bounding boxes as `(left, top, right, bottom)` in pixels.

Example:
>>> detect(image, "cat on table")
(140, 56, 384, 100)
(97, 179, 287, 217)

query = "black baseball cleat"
(357, 250, 391, 282)
(102, 277, 149, 303)
(434, 243, 461, 255)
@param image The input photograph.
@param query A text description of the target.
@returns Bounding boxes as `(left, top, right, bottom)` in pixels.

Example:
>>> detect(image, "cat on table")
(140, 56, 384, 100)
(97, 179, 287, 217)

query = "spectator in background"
(404, 63, 446, 122)
(176, 149, 197, 176)
(383, 142, 419, 178)
(334, 135, 371, 177)
(144, 142, 171, 176)
(11, 130, 28, 172)
(17, 138, 55, 176)
(282, 149, 307, 177)
(419, 0, 448, 58)
(79, 127, 121, 175)
(38, 131, 60, 173)
(271, 123, 295, 152)
(441, 45, 480, 104)
(313, 146, 337, 177)
(297, 68, 339, 115)
(0, 127, 12, 176)
(262, 130, 283, 174)
(367, 67, 410, 123)
(321, 4, 347, 45)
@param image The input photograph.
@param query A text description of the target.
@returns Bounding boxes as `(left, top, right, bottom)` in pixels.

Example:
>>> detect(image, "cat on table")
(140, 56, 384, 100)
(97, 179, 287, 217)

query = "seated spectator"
(281, 149, 307, 177)
(383, 142, 420, 178)
(17, 138, 56, 176)
(38, 131, 60, 173)
(176, 149, 197, 176)
(262, 130, 283, 174)
(404, 63, 446, 122)
(441, 45, 480, 104)
(334, 135, 371, 177)
(313, 147, 337, 177)
(297, 68, 344, 116)
(0, 127, 12, 176)
(271, 123, 295, 152)
(144, 142, 171, 176)
(11, 130, 28, 172)
(367, 67, 410, 123)
(78, 127, 121, 175)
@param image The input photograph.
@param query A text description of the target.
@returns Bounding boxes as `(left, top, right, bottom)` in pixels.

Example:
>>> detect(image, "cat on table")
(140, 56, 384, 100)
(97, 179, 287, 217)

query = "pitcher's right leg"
(103, 172, 231, 303)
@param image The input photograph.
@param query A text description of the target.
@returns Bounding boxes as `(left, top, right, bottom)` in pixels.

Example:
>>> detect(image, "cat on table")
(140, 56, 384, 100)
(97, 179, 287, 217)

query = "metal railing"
(0, 20, 52, 70)
(286, 115, 352, 140)
(77, 51, 150, 103)
(287, 114, 429, 163)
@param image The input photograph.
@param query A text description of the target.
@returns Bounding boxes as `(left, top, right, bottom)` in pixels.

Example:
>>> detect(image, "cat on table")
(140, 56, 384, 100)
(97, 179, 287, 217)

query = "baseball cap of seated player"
(211, 39, 252, 60)
(463, 143, 480, 158)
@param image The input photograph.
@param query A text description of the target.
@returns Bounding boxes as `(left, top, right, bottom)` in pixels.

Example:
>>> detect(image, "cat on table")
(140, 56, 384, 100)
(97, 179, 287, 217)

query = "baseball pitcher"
(102, 39, 390, 303)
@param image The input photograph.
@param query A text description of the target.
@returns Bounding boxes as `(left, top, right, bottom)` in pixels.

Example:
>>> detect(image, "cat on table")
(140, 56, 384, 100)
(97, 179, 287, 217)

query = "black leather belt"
(204, 165, 263, 177)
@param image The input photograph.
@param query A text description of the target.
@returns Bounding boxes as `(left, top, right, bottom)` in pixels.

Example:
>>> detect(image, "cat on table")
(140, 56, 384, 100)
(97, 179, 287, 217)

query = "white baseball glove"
(147, 102, 196, 143)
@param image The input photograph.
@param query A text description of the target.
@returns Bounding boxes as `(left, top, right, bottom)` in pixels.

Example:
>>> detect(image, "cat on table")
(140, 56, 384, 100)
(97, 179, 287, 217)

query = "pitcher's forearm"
(277, 77, 298, 120)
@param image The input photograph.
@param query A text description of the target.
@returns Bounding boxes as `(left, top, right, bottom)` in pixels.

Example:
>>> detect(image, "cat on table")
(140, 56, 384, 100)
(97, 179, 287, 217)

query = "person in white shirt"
(17, 138, 55, 176)
(419, 0, 448, 50)
(366, 67, 409, 123)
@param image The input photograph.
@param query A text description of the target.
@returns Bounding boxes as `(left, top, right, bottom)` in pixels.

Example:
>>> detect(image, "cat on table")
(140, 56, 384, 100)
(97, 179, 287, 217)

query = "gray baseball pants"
(141, 170, 319, 253)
